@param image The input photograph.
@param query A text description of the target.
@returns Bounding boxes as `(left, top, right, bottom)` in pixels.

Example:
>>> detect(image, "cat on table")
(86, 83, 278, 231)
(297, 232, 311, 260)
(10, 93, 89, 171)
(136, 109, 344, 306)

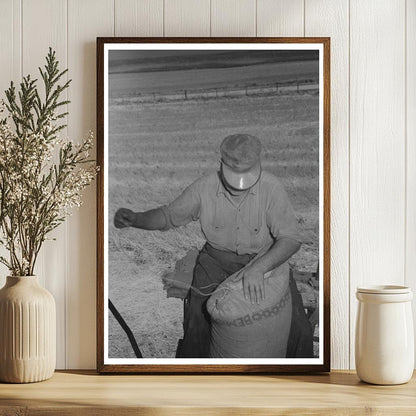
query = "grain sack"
(206, 262, 292, 358)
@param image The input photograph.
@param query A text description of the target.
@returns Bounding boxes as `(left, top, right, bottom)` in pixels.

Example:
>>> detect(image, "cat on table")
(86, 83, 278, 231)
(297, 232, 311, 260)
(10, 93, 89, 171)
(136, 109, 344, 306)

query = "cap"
(220, 134, 262, 190)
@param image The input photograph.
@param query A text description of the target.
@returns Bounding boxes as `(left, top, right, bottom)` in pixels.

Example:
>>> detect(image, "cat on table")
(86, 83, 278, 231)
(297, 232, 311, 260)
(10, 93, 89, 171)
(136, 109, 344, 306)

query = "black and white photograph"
(97, 39, 330, 373)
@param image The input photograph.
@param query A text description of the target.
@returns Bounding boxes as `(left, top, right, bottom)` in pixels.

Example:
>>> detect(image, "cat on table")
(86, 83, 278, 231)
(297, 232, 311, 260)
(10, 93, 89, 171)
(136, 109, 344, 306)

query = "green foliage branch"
(0, 48, 97, 276)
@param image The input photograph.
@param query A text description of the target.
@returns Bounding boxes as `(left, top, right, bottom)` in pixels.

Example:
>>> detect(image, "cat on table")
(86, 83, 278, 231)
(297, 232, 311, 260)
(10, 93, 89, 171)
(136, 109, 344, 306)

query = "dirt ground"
(108, 90, 319, 359)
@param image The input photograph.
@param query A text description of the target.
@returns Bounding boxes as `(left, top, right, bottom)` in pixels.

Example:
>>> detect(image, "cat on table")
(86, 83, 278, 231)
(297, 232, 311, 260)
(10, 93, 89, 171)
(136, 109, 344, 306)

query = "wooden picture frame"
(97, 37, 330, 373)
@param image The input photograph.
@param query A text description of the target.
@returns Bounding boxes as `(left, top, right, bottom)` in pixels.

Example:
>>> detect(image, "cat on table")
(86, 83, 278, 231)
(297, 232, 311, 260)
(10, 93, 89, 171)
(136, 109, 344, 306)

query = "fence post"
(215, 88, 218, 99)
(297, 81, 299, 93)
(184, 90, 187, 100)
(276, 82, 279, 93)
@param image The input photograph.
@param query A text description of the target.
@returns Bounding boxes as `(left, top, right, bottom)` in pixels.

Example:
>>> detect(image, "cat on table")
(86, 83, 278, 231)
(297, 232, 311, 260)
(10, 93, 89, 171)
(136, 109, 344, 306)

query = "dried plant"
(0, 48, 97, 276)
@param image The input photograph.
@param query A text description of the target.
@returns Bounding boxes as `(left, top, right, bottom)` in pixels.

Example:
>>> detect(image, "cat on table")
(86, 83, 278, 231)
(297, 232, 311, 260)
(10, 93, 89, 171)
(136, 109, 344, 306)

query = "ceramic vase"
(355, 285, 414, 385)
(0, 276, 56, 383)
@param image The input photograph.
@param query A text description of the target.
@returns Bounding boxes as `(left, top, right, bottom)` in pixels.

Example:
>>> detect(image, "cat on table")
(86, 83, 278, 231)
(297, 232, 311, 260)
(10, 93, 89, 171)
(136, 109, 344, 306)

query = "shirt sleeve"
(160, 179, 201, 231)
(266, 180, 302, 243)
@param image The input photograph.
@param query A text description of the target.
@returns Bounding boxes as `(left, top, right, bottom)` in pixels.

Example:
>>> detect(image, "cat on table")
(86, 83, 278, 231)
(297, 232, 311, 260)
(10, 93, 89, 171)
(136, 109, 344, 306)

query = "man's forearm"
(131, 207, 167, 230)
(251, 238, 301, 275)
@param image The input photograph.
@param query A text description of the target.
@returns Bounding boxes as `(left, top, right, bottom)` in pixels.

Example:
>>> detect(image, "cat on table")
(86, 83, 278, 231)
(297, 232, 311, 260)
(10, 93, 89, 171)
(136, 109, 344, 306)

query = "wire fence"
(110, 78, 319, 105)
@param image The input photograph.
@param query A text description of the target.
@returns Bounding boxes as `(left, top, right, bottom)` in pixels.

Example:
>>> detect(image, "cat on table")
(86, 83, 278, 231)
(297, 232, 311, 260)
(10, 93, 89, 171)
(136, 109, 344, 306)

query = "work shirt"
(161, 170, 301, 255)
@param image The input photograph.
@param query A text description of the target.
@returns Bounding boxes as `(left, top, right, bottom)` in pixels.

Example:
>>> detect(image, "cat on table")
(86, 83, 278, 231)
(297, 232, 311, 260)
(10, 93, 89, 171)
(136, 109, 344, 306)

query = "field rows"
(108, 92, 319, 358)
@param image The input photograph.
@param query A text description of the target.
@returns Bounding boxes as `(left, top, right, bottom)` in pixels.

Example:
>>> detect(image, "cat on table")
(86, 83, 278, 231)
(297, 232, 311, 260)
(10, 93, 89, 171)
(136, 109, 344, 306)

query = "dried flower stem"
(0, 48, 97, 276)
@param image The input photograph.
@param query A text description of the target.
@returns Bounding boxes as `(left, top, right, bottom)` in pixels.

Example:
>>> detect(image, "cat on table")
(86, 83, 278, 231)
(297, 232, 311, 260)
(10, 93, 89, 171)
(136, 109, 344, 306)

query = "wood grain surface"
(0, 0, 414, 371)
(257, 0, 304, 37)
(305, 0, 349, 371)
(0, 0, 21, 288)
(0, 370, 415, 415)
(21, 0, 68, 369)
(211, 0, 256, 37)
(349, 0, 406, 369)
(406, 0, 416, 366)
(67, 0, 114, 370)
(115, 0, 163, 37)
(164, 0, 210, 37)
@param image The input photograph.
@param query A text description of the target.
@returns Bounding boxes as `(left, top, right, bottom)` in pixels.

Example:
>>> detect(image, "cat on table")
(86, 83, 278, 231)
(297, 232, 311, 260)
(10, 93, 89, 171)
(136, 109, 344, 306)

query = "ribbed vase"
(0, 276, 56, 383)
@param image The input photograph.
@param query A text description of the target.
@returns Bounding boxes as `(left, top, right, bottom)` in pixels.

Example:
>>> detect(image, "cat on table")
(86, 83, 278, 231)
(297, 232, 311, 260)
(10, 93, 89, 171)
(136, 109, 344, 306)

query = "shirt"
(160, 170, 301, 255)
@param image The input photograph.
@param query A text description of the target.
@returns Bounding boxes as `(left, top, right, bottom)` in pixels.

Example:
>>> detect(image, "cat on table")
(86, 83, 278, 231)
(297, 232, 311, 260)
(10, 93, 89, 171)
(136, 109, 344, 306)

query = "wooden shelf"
(0, 370, 415, 415)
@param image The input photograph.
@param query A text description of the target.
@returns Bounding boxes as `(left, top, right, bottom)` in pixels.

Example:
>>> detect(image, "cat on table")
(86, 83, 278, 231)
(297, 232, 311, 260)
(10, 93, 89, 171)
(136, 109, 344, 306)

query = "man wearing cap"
(114, 134, 313, 358)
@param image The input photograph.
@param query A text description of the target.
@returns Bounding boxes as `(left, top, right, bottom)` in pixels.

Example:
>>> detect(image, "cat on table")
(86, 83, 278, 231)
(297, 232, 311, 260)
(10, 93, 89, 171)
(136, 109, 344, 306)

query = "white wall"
(0, 0, 414, 370)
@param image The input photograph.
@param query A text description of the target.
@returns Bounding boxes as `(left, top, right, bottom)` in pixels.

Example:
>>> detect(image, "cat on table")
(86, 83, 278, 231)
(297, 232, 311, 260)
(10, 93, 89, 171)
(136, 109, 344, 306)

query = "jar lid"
(357, 285, 411, 294)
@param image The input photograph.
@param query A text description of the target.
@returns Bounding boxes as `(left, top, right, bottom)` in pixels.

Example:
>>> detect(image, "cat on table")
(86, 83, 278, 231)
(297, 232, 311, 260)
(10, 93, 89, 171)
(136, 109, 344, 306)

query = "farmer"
(114, 133, 313, 358)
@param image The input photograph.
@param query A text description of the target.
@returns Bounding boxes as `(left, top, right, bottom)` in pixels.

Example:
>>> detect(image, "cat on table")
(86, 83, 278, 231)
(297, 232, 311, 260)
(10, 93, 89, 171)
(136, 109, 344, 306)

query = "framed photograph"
(97, 37, 330, 373)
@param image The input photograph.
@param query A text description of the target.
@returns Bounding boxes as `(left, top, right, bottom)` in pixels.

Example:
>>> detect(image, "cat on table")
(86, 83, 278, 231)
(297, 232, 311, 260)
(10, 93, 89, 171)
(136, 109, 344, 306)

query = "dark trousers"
(286, 271, 314, 358)
(176, 244, 313, 358)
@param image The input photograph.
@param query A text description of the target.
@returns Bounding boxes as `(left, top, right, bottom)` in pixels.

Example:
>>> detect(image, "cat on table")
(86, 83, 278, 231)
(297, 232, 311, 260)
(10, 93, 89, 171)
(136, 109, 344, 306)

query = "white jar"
(355, 285, 414, 385)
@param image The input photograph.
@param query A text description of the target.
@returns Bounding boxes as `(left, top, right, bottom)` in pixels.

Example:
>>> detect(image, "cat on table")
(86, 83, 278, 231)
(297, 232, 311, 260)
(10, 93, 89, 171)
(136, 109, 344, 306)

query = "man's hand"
(114, 208, 136, 228)
(232, 238, 300, 304)
(233, 264, 265, 305)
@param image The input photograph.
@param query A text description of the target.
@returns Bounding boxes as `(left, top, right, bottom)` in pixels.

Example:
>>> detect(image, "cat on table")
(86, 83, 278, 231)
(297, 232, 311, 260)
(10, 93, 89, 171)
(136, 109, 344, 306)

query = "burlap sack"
(206, 262, 292, 358)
